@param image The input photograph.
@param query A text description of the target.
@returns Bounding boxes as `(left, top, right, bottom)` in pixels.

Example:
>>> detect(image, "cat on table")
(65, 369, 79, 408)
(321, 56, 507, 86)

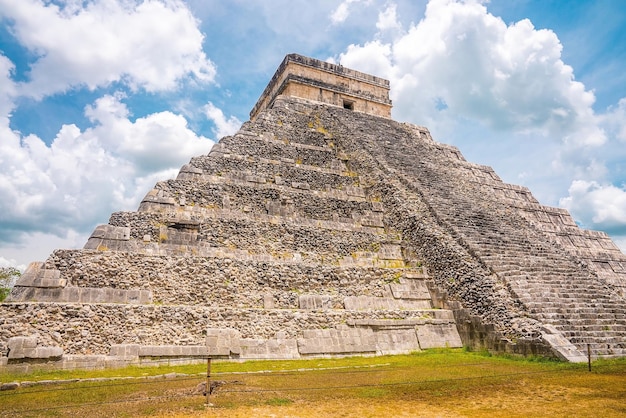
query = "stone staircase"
(331, 108, 626, 360)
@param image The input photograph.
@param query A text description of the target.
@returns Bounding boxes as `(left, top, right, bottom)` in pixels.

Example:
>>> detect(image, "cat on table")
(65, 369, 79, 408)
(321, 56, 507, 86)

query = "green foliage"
(0, 266, 20, 302)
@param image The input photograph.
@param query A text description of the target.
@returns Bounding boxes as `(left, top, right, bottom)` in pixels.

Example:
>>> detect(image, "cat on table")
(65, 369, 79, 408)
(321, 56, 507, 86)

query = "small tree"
(0, 267, 20, 302)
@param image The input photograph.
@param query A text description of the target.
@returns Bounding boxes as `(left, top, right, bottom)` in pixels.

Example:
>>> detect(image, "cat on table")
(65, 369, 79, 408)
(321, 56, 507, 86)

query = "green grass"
(1, 349, 624, 417)
(264, 397, 293, 406)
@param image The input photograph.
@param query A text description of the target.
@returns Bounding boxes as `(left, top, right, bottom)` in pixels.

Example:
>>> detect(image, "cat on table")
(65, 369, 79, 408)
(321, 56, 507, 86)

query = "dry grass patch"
(1, 350, 624, 417)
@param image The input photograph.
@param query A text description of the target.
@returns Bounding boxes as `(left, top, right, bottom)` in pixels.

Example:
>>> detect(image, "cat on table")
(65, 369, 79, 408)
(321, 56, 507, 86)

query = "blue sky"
(1, 0, 625, 269)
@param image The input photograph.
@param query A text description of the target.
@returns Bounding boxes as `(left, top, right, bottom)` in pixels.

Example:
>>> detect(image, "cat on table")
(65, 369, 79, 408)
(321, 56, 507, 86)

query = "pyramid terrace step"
(47, 249, 425, 307)
(189, 153, 360, 191)
(218, 134, 338, 169)
(173, 171, 369, 202)
(228, 129, 334, 152)
(147, 179, 377, 224)
(93, 216, 392, 264)
(245, 119, 335, 149)
(108, 204, 389, 250)
(0, 301, 456, 357)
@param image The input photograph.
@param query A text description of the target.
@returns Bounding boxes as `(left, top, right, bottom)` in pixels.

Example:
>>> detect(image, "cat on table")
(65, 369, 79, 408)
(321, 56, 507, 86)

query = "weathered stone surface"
(1, 382, 19, 391)
(343, 296, 432, 311)
(250, 54, 392, 120)
(297, 326, 377, 355)
(373, 328, 421, 354)
(11, 262, 65, 290)
(1, 54, 625, 370)
(7, 336, 63, 359)
(240, 336, 299, 359)
(206, 328, 241, 356)
(416, 324, 463, 349)
(299, 294, 332, 310)
(7, 286, 152, 304)
(138, 345, 208, 357)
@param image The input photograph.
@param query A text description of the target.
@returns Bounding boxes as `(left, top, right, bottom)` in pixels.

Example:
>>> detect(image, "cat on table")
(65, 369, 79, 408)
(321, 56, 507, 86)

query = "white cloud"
(0, 231, 85, 271)
(330, 0, 361, 25)
(0, 53, 16, 121)
(376, 3, 402, 34)
(0, 94, 213, 252)
(336, 0, 604, 148)
(204, 102, 243, 139)
(0, 256, 21, 270)
(338, 40, 394, 79)
(0, 0, 216, 97)
(603, 98, 626, 143)
(560, 180, 626, 235)
(85, 94, 213, 175)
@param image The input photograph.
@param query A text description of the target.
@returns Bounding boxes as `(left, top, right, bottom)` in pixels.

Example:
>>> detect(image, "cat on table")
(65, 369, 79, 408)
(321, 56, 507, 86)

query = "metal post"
(206, 357, 212, 406)
(587, 343, 591, 372)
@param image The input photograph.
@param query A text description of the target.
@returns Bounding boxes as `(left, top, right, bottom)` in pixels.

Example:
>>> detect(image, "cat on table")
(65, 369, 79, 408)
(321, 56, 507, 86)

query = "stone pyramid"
(2, 54, 625, 370)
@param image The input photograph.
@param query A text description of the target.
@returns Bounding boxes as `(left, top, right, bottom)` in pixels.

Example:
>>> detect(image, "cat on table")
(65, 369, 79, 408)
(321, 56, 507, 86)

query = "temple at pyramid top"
(250, 53, 392, 120)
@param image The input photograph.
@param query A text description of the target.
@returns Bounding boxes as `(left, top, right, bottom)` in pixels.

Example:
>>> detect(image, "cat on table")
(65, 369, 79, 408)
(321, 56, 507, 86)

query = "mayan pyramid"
(2, 54, 625, 370)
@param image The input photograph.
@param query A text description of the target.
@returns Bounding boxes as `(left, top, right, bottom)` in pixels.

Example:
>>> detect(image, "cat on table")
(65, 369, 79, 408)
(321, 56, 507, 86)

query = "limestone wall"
(44, 250, 420, 308)
(250, 53, 391, 120)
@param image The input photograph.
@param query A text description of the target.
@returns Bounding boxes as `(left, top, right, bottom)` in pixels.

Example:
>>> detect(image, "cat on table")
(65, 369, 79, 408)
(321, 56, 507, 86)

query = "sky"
(1, 0, 625, 270)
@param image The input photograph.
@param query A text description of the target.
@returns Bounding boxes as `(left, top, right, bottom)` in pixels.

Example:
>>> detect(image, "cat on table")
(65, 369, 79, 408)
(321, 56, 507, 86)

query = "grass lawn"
(1, 349, 624, 417)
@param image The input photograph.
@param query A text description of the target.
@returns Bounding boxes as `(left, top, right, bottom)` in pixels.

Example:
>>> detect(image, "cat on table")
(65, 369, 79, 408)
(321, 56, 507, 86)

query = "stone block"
(139, 290, 153, 304)
(343, 295, 432, 311)
(126, 289, 140, 303)
(206, 328, 241, 356)
(432, 310, 455, 320)
(349, 319, 422, 329)
(291, 182, 310, 190)
(109, 344, 140, 357)
(178, 163, 203, 176)
(246, 175, 266, 184)
(541, 325, 587, 363)
(34, 347, 64, 359)
(416, 323, 463, 349)
(263, 293, 275, 309)
(240, 338, 299, 359)
(266, 201, 281, 216)
(91, 288, 107, 303)
(390, 279, 431, 300)
(404, 269, 429, 279)
(7, 336, 63, 360)
(1, 382, 19, 391)
(360, 211, 384, 227)
(65, 287, 81, 302)
(297, 327, 376, 355)
(60, 355, 107, 370)
(302, 329, 319, 339)
(138, 345, 208, 357)
(299, 294, 331, 309)
(14, 262, 65, 289)
(330, 159, 346, 171)
(371, 202, 384, 212)
(378, 243, 402, 260)
(89, 225, 130, 241)
(345, 186, 365, 198)
(14, 262, 44, 287)
(83, 238, 101, 250)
